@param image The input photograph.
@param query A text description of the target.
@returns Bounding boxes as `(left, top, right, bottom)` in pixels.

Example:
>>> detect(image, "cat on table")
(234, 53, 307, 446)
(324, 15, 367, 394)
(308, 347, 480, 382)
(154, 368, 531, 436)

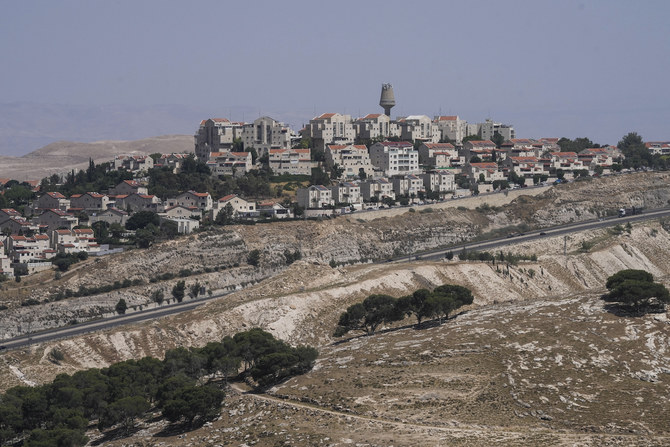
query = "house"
(268, 148, 315, 175)
(33, 192, 70, 212)
(369, 141, 420, 176)
(465, 162, 505, 183)
(325, 144, 375, 180)
(88, 207, 129, 227)
(578, 148, 616, 172)
(112, 155, 154, 172)
(420, 170, 456, 194)
(166, 191, 213, 214)
(207, 151, 253, 177)
(0, 250, 13, 278)
(257, 201, 293, 219)
(463, 140, 497, 162)
(212, 194, 257, 220)
(391, 174, 425, 197)
(359, 178, 395, 202)
(549, 152, 585, 171)
(417, 142, 462, 168)
(0, 216, 40, 235)
(503, 156, 549, 179)
(109, 180, 148, 196)
(162, 205, 201, 219)
(51, 228, 100, 254)
(0, 208, 22, 222)
(36, 209, 78, 232)
(296, 185, 334, 209)
(645, 142, 670, 156)
(330, 182, 362, 206)
(160, 216, 200, 234)
(154, 153, 191, 173)
(5, 234, 54, 262)
(69, 192, 110, 213)
(113, 193, 162, 213)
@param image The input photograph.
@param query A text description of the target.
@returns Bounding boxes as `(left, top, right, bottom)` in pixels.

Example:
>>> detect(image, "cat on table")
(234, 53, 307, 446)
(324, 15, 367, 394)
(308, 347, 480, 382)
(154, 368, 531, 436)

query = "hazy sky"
(2, 0, 669, 146)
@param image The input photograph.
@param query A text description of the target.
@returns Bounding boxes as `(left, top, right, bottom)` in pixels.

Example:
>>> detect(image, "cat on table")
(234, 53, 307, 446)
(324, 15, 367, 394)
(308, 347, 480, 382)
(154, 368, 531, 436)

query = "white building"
(296, 185, 334, 209)
(391, 174, 425, 197)
(302, 113, 355, 150)
(330, 182, 362, 206)
(268, 148, 315, 175)
(398, 115, 439, 143)
(421, 171, 456, 194)
(207, 151, 253, 177)
(213, 194, 257, 219)
(418, 142, 462, 168)
(359, 178, 395, 202)
(194, 118, 245, 161)
(241, 116, 296, 154)
(353, 114, 399, 140)
(325, 144, 376, 180)
(433, 116, 468, 144)
(369, 141, 420, 176)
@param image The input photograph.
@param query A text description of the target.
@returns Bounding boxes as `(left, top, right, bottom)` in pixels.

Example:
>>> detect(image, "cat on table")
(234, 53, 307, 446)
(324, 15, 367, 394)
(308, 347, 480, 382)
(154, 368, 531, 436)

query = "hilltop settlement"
(1, 85, 669, 281)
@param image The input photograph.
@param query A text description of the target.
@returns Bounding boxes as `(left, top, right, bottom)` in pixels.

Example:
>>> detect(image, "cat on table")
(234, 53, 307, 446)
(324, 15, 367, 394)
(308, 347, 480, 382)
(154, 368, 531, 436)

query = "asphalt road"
(2, 206, 669, 352)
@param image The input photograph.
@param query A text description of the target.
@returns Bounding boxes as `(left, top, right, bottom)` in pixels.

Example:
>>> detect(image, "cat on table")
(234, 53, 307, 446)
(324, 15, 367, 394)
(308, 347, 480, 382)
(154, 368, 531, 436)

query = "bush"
(115, 299, 128, 315)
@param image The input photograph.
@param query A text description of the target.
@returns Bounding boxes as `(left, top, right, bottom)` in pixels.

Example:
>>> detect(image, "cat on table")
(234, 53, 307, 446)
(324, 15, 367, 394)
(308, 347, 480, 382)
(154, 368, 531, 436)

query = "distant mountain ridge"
(0, 135, 193, 182)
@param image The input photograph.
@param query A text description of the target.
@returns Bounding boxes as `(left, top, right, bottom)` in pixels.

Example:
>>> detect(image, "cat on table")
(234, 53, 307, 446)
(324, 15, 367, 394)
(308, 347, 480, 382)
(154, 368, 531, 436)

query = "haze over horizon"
(1, 0, 669, 156)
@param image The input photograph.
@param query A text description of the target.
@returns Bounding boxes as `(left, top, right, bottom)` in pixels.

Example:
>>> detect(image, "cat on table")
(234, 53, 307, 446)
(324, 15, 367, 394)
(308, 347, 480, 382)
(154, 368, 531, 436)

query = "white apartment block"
(398, 115, 439, 143)
(325, 144, 376, 180)
(503, 157, 549, 178)
(433, 116, 468, 144)
(359, 178, 396, 202)
(466, 162, 506, 183)
(302, 113, 356, 150)
(420, 171, 456, 193)
(214, 194, 257, 219)
(353, 114, 399, 140)
(369, 141, 420, 176)
(477, 119, 515, 141)
(194, 118, 245, 161)
(330, 182, 362, 205)
(391, 174, 425, 197)
(268, 148, 315, 175)
(296, 185, 334, 209)
(549, 152, 585, 171)
(241, 116, 295, 154)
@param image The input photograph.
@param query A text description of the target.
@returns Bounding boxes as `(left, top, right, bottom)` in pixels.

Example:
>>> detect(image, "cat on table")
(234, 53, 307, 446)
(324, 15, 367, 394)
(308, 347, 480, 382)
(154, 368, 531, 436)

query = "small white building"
(369, 141, 420, 177)
(330, 182, 362, 206)
(296, 185, 334, 209)
(325, 144, 375, 180)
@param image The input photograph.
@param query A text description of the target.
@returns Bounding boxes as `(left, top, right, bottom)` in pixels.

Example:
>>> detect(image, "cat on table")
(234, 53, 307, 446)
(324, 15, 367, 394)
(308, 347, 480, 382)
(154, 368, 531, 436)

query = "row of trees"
(0, 329, 318, 446)
(602, 269, 669, 314)
(334, 284, 474, 337)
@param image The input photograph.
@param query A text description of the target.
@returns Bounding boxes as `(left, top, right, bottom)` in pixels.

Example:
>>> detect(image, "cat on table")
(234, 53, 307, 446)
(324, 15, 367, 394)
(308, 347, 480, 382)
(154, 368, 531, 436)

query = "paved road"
(2, 206, 669, 352)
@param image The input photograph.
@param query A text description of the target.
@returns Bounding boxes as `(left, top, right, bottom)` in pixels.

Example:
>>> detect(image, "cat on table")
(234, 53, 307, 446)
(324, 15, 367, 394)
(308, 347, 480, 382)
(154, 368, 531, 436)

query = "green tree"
(247, 249, 261, 267)
(115, 299, 127, 315)
(603, 269, 669, 313)
(309, 167, 330, 186)
(396, 289, 436, 327)
(126, 211, 160, 230)
(98, 396, 150, 434)
(334, 294, 400, 337)
(491, 132, 505, 148)
(162, 385, 224, 425)
(214, 203, 235, 225)
(172, 280, 186, 302)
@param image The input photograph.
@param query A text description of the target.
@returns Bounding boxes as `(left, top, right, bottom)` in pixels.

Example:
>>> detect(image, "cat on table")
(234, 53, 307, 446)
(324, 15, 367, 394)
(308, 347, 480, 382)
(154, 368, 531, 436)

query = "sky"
(1, 0, 669, 154)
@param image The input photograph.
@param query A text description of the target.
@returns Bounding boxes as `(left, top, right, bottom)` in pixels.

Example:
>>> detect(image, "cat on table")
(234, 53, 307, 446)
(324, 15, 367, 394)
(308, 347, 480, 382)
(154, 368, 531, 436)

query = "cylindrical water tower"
(379, 83, 396, 117)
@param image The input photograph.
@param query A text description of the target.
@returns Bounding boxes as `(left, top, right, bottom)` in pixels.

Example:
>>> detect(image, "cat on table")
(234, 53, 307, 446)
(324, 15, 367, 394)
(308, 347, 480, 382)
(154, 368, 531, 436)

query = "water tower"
(379, 83, 396, 117)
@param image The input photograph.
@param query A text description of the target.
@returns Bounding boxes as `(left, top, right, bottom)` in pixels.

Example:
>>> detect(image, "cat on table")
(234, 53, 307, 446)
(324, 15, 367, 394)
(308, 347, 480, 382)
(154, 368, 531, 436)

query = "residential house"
(109, 180, 148, 196)
(503, 156, 549, 179)
(5, 234, 54, 262)
(539, 138, 561, 152)
(257, 201, 293, 219)
(69, 192, 110, 213)
(645, 142, 670, 156)
(330, 182, 362, 206)
(213, 194, 257, 220)
(0, 250, 13, 278)
(296, 185, 334, 209)
(325, 144, 375, 180)
(268, 148, 315, 175)
(301, 113, 355, 150)
(465, 162, 505, 183)
(162, 205, 201, 219)
(391, 174, 425, 197)
(359, 178, 395, 202)
(112, 155, 154, 173)
(578, 148, 616, 172)
(207, 151, 253, 177)
(417, 142, 462, 168)
(0, 209, 22, 222)
(33, 192, 70, 213)
(0, 216, 40, 235)
(420, 170, 456, 194)
(474, 119, 515, 141)
(463, 140, 497, 162)
(549, 152, 585, 172)
(165, 191, 213, 214)
(113, 193, 162, 213)
(88, 207, 129, 227)
(36, 209, 78, 232)
(160, 216, 200, 234)
(154, 153, 191, 173)
(369, 141, 420, 176)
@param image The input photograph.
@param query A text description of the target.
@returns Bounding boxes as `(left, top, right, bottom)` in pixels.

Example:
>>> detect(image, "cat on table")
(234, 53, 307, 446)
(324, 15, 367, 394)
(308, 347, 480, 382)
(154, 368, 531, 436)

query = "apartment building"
(330, 182, 362, 206)
(112, 155, 154, 173)
(194, 118, 245, 161)
(420, 170, 456, 193)
(433, 116, 468, 144)
(268, 148, 315, 175)
(302, 113, 355, 150)
(69, 192, 110, 213)
(359, 178, 395, 202)
(391, 174, 425, 197)
(325, 144, 376, 180)
(417, 142, 463, 168)
(398, 115, 439, 143)
(369, 141, 420, 176)
(296, 185, 334, 209)
(207, 151, 253, 177)
(353, 114, 399, 140)
(241, 116, 295, 154)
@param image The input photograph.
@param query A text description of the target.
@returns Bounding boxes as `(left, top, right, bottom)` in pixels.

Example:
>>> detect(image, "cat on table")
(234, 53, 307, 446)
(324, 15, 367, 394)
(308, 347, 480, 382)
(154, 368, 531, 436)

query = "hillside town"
(1, 85, 668, 281)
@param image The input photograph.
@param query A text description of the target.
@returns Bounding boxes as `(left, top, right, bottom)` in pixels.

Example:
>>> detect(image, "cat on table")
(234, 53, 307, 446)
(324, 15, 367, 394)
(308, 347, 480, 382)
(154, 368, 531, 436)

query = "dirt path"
(228, 382, 669, 446)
